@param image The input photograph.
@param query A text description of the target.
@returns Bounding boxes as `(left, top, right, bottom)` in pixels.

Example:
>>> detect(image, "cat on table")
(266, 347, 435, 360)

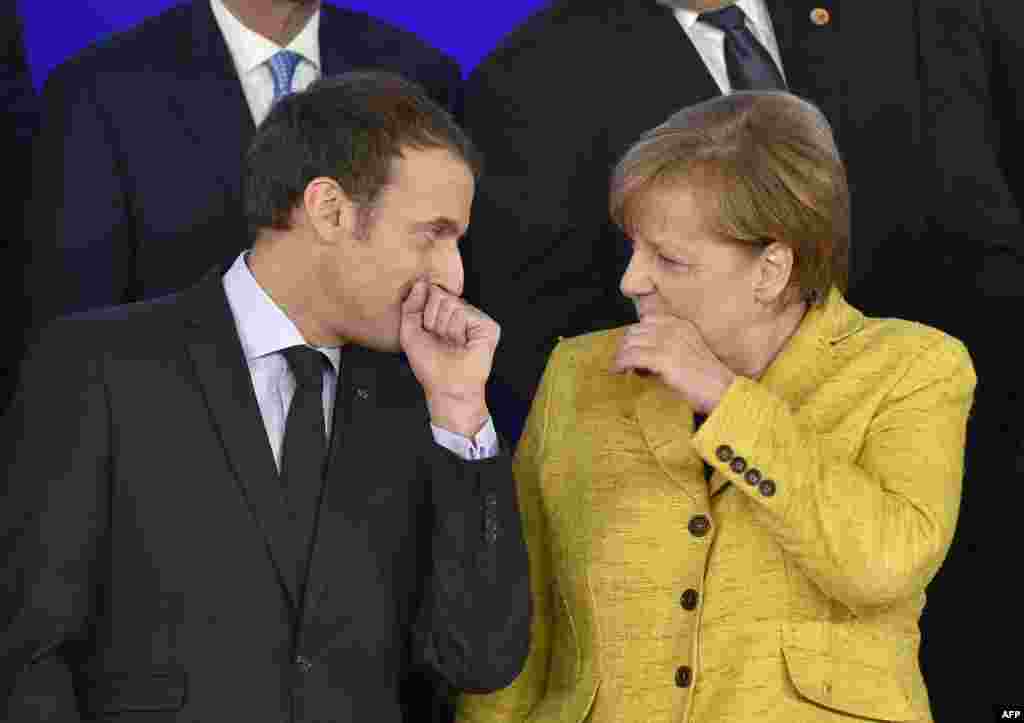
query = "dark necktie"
(699, 4, 787, 91)
(281, 346, 329, 490)
(280, 346, 330, 597)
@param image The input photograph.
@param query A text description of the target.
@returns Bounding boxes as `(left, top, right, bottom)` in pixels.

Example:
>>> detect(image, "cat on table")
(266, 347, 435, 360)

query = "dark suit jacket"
(1, 1, 37, 410)
(460, 1, 1023, 720)
(461, 0, 1022, 440)
(0, 270, 530, 722)
(24, 0, 463, 329)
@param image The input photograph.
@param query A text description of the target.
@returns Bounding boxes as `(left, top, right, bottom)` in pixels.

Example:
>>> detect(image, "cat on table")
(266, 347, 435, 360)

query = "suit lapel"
(633, 373, 708, 504)
(296, 347, 429, 648)
(765, 0, 846, 157)
(182, 269, 300, 612)
(167, 1, 255, 200)
(622, 3, 721, 138)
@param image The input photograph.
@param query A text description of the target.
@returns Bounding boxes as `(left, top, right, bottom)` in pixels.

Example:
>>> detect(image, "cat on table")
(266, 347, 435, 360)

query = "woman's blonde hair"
(610, 91, 850, 304)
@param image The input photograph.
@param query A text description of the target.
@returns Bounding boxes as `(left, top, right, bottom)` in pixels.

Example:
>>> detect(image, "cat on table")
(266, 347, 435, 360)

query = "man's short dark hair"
(245, 71, 481, 239)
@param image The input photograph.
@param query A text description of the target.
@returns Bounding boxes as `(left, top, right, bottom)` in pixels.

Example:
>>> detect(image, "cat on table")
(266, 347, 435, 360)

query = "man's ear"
(754, 241, 796, 305)
(303, 176, 357, 241)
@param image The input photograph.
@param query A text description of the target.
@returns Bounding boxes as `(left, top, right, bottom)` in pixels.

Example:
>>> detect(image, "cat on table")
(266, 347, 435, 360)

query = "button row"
(715, 445, 776, 497)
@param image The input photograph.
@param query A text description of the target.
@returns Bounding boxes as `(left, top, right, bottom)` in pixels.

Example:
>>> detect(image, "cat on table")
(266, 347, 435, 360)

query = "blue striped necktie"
(268, 49, 304, 103)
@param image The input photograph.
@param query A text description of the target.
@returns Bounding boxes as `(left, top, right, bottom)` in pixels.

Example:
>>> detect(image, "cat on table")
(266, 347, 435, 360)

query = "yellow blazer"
(458, 289, 975, 723)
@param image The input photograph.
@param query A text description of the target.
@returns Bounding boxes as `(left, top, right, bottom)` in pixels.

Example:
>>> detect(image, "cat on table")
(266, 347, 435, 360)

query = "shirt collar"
(210, 0, 321, 76)
(222, 251, 341, 374)
(676, 0, 766, 32)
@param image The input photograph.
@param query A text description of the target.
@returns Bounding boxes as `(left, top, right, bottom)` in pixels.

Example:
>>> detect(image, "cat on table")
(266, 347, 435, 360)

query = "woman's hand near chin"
(609, 314, 736, 414)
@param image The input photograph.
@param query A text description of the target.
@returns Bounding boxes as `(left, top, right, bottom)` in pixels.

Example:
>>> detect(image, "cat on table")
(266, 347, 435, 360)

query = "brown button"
(715, 445, 734, 462)
(688, 514, 711, 537)
(744, 468, 762, 485)
(729, 456, 747, 474)
(675, 665, 693, 688)
(759, 479, 777, 497)
(680, 588, 699, 610)
(810, 7, 831, 25)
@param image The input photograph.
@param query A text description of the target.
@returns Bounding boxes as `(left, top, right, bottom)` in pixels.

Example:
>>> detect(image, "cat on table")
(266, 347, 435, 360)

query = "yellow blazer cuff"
(692, 376, 797, 513)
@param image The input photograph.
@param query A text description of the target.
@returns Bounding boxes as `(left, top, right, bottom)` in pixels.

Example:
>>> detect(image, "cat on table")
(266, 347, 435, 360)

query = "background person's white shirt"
(210, 0, 321, 125)
(667, 0, 787, 93)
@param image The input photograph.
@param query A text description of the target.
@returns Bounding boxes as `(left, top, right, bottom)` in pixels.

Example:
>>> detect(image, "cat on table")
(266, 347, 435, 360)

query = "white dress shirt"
(669, 0, 787, 94)
(209, 0, 322, 125)
(222, 252, 499, 470)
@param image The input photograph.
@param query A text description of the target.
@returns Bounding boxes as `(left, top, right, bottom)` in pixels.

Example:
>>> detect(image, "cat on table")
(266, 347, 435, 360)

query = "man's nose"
(432, 244, 465, 297)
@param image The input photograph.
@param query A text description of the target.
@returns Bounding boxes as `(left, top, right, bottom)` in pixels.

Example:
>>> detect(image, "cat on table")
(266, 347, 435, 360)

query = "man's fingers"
(444, 305, 469, 346)
(433, 295, 457, 338)
(422, 285, 445, 329)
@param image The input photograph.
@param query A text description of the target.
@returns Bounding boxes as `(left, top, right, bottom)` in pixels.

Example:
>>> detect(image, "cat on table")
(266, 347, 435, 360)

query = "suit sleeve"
(1, 320, 110, 721)
(692, 337, 976, 614)
(455, 344, 565, 721)
(24, 63, 134, 331)
(409, 408, 531, 693)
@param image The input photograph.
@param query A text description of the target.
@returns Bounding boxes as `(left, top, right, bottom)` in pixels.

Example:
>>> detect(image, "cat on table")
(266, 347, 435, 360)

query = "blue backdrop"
(19, 0, 551, 88)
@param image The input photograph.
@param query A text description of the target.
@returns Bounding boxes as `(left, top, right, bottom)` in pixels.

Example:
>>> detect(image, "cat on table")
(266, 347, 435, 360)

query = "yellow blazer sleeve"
(692, 336, 976, 613)
(456, 344, 563, 722)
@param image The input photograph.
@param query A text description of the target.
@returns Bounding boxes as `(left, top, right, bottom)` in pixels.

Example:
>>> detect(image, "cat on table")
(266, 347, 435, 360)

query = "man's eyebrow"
(414, 217, 463, 235)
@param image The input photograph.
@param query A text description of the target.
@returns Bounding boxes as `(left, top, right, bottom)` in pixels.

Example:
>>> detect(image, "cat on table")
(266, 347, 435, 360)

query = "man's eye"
(658, 253, 683, 266)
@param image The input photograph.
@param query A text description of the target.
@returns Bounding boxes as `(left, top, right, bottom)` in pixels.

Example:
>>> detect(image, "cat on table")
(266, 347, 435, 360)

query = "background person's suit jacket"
(23, 0, 464, 331)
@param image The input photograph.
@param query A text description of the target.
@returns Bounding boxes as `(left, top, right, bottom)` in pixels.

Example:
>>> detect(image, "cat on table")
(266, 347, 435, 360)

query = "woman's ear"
(754, 242, 796, 305)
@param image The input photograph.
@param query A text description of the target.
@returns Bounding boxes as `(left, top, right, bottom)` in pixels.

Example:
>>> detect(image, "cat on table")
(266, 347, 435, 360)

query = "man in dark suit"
(460, 1, 1023, 720)
(24, 0, 463, 331)
(2, 72, 529, 722)
(1, 0, 36, 411)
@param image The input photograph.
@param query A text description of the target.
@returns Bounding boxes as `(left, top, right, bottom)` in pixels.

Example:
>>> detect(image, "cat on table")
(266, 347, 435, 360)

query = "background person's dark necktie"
(699, 4, 787, 91)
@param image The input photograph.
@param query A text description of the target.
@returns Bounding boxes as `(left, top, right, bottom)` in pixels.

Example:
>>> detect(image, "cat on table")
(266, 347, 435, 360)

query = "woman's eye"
(658, 253, 682, 266)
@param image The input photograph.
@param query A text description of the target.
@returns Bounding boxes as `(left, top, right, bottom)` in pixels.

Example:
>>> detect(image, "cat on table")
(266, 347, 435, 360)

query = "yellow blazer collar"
(633, 287, 864, 499)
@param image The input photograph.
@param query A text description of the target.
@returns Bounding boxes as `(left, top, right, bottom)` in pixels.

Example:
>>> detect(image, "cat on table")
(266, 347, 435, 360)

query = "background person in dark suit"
(459, 1, 1023, 720)
(24, 0, 463, 331)
(1, 0, 37, 411)
(1, 71, 529, 722)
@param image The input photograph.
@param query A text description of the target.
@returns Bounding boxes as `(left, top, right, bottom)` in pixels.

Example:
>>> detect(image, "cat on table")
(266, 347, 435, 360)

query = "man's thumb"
(402, 279, 428, 316)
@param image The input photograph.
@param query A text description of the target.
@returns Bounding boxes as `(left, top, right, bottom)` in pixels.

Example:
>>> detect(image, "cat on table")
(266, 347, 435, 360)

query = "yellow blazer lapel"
(633, 372, 708, 503)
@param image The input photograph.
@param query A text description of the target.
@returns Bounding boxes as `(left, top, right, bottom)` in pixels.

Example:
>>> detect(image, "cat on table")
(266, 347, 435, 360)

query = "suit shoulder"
(30, 289, 193, 357)
(43, 2, 193, 88)
(321, 2, 457, 69)
(470, 0, 647, 79)
(856, 315, 974, 383)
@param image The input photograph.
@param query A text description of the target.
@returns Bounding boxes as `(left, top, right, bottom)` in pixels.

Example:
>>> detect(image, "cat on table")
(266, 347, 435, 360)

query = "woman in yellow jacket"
(457, 91, 974, 723)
